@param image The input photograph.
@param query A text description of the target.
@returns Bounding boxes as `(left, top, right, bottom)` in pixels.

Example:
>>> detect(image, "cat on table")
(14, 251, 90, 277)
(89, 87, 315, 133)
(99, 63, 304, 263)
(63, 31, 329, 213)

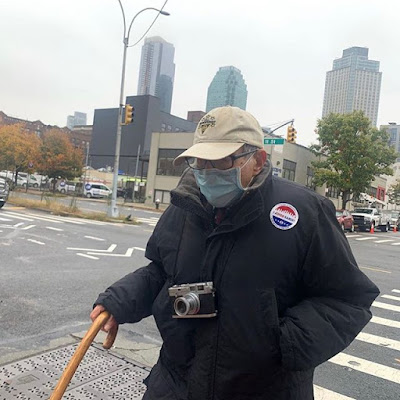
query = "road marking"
(0, 217, 12, 221)
(371, 316, 400, 329)
(346, 234, 362, 238)
(374, 239, 395, 243)
(360, 266, 391, 274)
(67, 244, 117, 252)
(313, 385, 355, 400)
(27, 239, 45, 245)
(0, 230, 2, 232)
(2, 212, 35, 221)
(46, 226, 64, 231)
(393, 289, 400, 294)
(391, 242, 400, 246)
(13, 222, 24, 227)
(372, 301, 400, 313)
(76, 253, 99, 260)
(356, 237, 378, 241)
(87, 247, 134, 257)
(381, 294, 400, 302)
(133, 246, 145, 251)
(12, 212, 64, 224)
(356, 332, 400, 352)
(329, 353, 400, 384)
(84, 236, 105, 241)
(21, 225, 35, 230)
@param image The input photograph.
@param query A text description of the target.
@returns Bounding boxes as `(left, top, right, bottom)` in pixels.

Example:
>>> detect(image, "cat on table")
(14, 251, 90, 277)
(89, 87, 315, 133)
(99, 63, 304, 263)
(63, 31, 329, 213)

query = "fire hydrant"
(155, 198, 160, 210)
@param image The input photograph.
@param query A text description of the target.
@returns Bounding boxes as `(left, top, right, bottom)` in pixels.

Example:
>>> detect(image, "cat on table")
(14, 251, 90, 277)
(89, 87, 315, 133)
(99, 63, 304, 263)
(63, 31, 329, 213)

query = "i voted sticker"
(270, 203, 299, 230)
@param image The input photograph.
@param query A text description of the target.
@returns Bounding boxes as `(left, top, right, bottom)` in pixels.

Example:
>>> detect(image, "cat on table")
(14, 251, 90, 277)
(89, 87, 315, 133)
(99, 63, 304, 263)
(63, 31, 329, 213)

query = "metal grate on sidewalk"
(0, 343, 151, 399)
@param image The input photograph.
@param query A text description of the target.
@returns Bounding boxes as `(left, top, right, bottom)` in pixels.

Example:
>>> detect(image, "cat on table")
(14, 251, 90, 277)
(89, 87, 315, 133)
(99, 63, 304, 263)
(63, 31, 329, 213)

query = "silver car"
(0, 178, 9, 209)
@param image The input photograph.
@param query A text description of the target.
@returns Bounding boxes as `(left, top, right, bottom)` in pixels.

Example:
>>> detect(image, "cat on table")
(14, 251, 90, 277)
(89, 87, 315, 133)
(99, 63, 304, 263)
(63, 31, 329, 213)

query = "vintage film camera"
(168, 282, 217, 319)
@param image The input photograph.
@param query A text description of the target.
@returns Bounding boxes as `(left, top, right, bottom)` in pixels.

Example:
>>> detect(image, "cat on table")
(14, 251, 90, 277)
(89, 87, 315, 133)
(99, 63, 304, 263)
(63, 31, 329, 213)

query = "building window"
(282, 159, 296, 181)
(367, 186, 377, 197)
(161, 123, 166, 132)
(377, 187, 385, 201)
(167, 125, 172, 132)
(306, 166, 315, 190)
(154, 189, 171, 204)
(327, 186, 339, 198)
(156, 149, 186, 177)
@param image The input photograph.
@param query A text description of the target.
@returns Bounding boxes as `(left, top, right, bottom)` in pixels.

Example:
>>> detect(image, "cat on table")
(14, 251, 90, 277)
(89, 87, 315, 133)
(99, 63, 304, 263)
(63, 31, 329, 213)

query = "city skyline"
(137, 36, 175, 114)
(1, 1, 399, 147)
(322, 47, 382, 126)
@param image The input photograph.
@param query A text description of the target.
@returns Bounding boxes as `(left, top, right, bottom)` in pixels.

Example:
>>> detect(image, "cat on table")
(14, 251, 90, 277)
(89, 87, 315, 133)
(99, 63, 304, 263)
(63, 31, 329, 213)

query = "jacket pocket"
(259, 288, 281, 360)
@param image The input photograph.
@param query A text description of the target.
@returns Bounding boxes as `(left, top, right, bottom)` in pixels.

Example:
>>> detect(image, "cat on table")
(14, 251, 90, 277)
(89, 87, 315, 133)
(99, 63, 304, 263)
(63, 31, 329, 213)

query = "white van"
(84, 183, 112, 198)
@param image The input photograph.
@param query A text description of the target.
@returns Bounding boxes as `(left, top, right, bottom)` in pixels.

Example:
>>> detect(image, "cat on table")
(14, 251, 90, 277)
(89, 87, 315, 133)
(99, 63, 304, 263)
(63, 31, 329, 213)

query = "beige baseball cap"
(173, 106, 264, 166)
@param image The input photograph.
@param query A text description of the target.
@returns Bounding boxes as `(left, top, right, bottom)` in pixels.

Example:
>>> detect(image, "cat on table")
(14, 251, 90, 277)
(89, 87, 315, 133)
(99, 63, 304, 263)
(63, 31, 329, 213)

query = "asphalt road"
(0, 204, 399, 399)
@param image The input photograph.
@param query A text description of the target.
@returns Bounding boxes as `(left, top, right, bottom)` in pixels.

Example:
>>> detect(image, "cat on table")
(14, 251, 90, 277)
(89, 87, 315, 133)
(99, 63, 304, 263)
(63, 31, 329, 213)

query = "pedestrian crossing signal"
(124, 104, 134, 124)
(287, 126, 297, 143)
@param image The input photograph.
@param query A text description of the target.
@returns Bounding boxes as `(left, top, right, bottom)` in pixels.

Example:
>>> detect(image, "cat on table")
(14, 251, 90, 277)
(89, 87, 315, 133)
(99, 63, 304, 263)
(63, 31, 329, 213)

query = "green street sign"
(264, 138, 285, 145)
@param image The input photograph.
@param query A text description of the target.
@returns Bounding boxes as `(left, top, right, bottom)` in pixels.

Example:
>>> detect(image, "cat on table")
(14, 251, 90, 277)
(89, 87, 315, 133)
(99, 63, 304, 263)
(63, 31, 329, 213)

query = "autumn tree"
(37, 129, 84, 190)
(0, 123, 41, 183)
(311, 111, 397, 209)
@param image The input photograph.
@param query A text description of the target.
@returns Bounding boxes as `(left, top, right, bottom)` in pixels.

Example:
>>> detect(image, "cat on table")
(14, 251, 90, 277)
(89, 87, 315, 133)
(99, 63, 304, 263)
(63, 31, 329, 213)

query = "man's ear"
(254, 149, 267, 172)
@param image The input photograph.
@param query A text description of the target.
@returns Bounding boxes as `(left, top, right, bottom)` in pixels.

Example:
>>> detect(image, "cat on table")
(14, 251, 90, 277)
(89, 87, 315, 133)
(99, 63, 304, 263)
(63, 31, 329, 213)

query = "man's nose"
(204, 160, 214, 170)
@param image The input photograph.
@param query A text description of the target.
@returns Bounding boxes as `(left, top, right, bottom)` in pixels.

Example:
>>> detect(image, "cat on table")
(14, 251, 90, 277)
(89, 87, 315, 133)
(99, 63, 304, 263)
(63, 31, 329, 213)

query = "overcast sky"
(1, 0, 399, 146)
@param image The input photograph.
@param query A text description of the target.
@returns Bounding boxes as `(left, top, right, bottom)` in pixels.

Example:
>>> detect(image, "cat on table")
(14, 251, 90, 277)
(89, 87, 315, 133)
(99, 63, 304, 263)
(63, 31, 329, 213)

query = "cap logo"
(198, 115, 216, 134)
(270, 203, 299, 230)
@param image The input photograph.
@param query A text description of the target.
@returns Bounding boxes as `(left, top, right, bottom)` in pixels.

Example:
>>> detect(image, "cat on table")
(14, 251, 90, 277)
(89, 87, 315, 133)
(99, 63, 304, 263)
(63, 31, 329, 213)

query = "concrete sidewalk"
(0, 327, 161, 399)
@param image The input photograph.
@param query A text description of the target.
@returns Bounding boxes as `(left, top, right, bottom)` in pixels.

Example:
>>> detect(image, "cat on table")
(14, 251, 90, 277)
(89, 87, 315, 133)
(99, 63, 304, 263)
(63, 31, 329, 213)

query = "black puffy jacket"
(95, 164, 379, 400)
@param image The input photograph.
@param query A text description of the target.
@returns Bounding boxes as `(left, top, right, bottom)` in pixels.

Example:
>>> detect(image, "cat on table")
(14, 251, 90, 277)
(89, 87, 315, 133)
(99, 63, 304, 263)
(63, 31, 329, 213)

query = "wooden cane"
(49, 311, 118, 400)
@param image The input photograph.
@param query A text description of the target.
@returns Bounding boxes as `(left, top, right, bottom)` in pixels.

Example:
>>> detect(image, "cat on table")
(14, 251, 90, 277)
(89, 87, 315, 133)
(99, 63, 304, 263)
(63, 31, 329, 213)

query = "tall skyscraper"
(322, 47, 382, 126)
(137, 36, 175, 114)
(66, 111, 87, 129)
(206, 66, 248, 112)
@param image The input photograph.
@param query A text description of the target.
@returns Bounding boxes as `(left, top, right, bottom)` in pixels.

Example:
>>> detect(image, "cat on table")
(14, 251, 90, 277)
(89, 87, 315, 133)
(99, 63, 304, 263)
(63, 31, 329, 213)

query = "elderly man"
(91, 106, 379, 399)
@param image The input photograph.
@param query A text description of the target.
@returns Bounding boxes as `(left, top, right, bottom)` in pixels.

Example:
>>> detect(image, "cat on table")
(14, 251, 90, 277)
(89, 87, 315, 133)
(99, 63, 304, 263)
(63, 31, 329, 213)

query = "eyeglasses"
(185, 150, 257, 170)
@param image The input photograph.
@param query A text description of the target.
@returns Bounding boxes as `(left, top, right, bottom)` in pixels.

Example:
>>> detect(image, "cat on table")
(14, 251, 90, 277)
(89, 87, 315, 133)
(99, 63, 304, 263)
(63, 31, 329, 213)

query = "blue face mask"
(193, 156, 254, 208)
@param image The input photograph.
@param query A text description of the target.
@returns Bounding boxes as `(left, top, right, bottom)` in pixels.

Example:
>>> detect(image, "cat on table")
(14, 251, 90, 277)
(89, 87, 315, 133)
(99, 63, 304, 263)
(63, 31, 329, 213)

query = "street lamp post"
(108, 2, 169, 217)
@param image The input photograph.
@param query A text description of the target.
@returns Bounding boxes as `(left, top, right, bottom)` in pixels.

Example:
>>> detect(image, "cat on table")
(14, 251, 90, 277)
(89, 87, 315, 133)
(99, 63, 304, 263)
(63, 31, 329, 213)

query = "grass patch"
(8, 194, 138, 224)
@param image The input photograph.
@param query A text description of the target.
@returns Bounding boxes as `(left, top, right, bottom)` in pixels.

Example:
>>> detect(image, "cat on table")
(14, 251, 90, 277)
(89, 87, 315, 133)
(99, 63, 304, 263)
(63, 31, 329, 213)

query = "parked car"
(381, 210, 400, 231)
(0, 178, 10, 208)
(57, 181, 76, 194)
(83, 183, 112, 198)
(351, 208, 391, 232)
(336, 209, 355, 232)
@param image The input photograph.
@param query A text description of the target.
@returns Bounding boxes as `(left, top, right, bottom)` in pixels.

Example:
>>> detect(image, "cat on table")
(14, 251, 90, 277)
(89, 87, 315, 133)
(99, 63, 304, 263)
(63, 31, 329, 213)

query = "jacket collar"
(171, 161, 273, 229)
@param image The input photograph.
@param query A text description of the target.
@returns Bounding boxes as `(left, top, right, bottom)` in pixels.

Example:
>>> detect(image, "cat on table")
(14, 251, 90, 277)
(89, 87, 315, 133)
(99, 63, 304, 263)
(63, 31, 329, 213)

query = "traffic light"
(124, 104, 134, 124)
(286, 125, 297, 143)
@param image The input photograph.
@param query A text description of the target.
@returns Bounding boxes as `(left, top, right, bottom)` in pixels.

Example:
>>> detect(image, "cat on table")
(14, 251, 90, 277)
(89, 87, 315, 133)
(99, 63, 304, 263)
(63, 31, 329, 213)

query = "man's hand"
(90, 305, 118, 333)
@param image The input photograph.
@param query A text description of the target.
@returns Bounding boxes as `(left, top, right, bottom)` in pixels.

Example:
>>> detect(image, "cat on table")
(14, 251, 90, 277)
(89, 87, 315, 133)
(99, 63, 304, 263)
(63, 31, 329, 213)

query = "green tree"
(37, 129, 84, 190)
(311, 111, 397, 209)
(387, 180, 400, 207)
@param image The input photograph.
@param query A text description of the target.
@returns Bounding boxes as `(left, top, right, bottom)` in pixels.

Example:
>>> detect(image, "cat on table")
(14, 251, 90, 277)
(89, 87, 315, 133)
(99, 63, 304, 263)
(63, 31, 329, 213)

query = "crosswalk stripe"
(46, 226, 64, 232)
(329, 353, 400, 384)
(313, 385, 355, 400)
(372, 301, 400, 313)
(393, 289, 400, 294)
(356, 237, 378, 241)
(356, 332, 400, 351)
(381, 294, 400, 302)
(391, 242, 400, 246)
(374, 239, 395, 243)
(0, 217, 12, 221)
(346, 234, 362, 238)
(13, 212, 64, 224)
(370, 316, 400, 329)
(2, 212, 34, 221)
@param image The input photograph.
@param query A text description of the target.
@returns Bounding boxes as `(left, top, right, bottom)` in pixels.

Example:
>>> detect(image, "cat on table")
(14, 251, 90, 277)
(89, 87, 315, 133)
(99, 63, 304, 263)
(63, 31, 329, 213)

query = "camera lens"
(174, 293, 200, 316)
